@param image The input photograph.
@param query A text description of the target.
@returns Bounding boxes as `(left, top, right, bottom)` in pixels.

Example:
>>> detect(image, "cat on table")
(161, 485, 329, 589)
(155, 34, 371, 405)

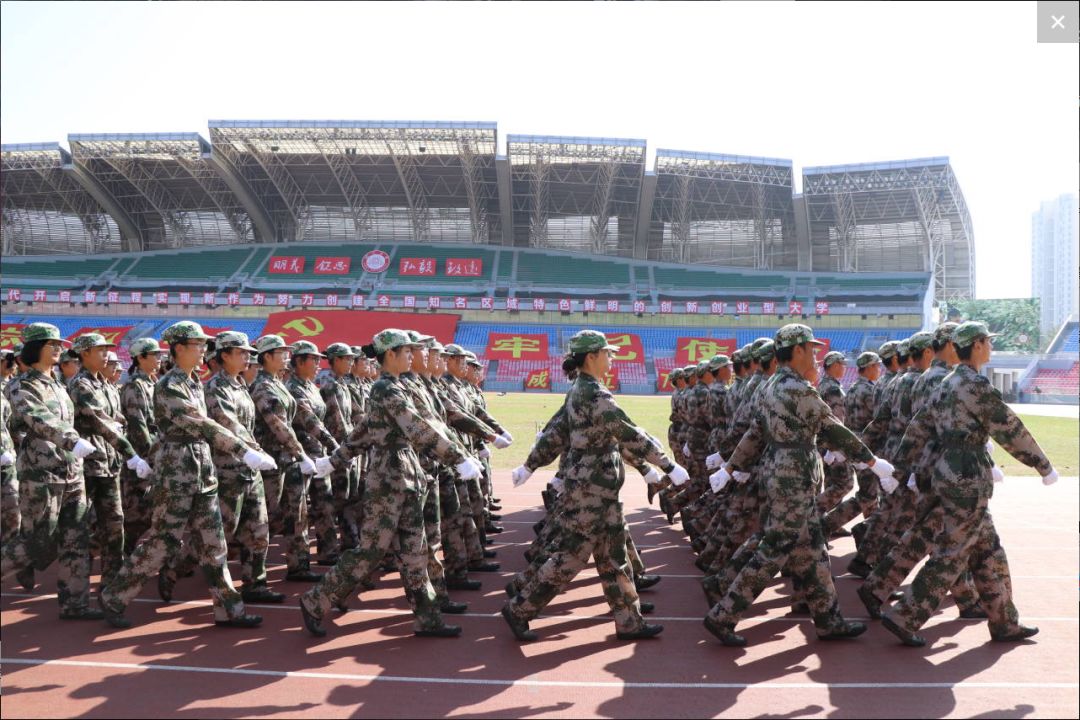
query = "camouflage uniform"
(442, 367, 496, 560)
(69, 335, 137, 587)
(101, 322, 256, 624)
(119, 357, 159, 552)
(707, 326, 875, 638)
(884, 323, 1053, 640)
(249, 336, 313, 576)
(507, 333, 676, 636)
(815, 352, 854, 514)
(822, 351, 883, 535)
(1, 378, 18, 543)
(1, 327, 95, 616)
(320, 344, 359, 550)
(286, 341, 340, 565)
(301, 329, 470, 632)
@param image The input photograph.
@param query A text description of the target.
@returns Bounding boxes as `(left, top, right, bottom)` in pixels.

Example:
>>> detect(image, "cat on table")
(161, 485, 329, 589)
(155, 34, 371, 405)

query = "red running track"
(3, 470, 1078, 718)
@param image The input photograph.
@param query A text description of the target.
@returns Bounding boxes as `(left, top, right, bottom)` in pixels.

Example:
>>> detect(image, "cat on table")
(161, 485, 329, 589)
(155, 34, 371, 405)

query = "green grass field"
(484, 392, 1078, 476)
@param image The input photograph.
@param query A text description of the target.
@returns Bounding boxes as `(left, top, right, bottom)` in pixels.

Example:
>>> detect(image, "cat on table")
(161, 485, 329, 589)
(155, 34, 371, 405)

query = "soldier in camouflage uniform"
(69, 333, 151, 587)
(858, 322, 984, 620)
(99, 321, 267, 629)
(286, 340, 341, 566)
(249, 335, 320, 581)
(822, 350, 884, 536)
(300, 329, 483, 638)
(687, 355, 737, 553)
(880, 322, 1058, 646)
(120, 338, 163, 553)
(463, 351, 510, 531)
(58, 348, 80, 385)
(1, 349, 18, 544)
(339, 345, 374, 547)
(703, 324, 895, 647)
(319, 343, 359, 552)
(502, 330, 687, 642)
(0, 323, 102, 619)
(815, 351, 854, 519)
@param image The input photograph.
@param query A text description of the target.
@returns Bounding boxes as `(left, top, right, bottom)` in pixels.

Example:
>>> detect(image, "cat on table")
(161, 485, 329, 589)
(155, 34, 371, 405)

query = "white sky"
(2, 1, 1077, 299)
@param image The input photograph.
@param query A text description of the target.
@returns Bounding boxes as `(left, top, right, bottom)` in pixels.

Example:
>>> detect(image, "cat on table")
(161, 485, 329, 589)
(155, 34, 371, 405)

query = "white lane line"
(2, 657, 1077, 691)
(4, 593, 1076, 624)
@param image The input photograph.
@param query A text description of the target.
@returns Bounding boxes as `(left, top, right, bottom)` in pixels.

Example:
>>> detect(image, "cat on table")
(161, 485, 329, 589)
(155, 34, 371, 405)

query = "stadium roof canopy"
(207, 120, 500, 246)
(802, 156, 974, 301)
(647, 149, 797, 269)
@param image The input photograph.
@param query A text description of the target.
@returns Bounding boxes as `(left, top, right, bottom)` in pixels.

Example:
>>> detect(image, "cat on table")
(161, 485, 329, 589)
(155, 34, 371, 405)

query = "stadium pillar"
(205, 150, 279, 243)
(63, 162, 143, 252)
(633, 172, 657, 260)
(793, 195, 812, 272)
(496, 156, 514, 246)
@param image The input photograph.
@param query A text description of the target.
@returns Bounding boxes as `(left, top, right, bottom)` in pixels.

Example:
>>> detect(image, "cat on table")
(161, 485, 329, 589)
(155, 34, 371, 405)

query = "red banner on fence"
(399, 258, 436, 276)
(605, 333, 645, 363)
(260, 309, 459, 348)
(657, 368, 675, 393)
(445, 258, 483, 277)
(524, 368, 552, 390)
(314, 257, 351, 275)
(675, 337, 738, 365)
(1, 324, 27, 350)
(813, 338, 832, 364)
(268, 256, 306, 274)
(486, 333, 548, 360)
(67, 326, 133, 347)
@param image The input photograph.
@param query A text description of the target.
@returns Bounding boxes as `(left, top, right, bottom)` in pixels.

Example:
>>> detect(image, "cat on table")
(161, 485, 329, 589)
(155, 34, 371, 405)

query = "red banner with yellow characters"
(1, 323, 27, 350)
(657, 367, 675, 393)
(260, 309, 459, 348)
(523, 367, 552, 390)
(600, 367, 619, 391)
(812, 338, 832, 365)
(605, 333, 645, 364)
(674, 337, 737, 365)
(485, 332, 549, 360)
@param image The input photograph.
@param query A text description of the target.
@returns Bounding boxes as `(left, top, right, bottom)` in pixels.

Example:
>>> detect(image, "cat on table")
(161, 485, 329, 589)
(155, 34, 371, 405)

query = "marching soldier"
(815, 351, 853, 521)
(120, 338, 163, 552)
(1, 349, 18, 544)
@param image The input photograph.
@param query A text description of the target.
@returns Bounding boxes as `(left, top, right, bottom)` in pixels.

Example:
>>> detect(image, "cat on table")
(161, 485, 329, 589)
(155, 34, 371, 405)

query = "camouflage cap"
(568, 329, 619, 355)
(464, 351, 482, 367)
(682, 365, 697, 376)
(291, 340, 325, 358)
(822, 350, 847, 367)
(774, 323, 826, 350)
(933, 322, 959, 346)
(71, 333, 117, 354)
(215, 331, 257, 353)
(952, 321, 999, 349)
(908, 331, 934, 353)
(750, 339, 776, 362)
(406, 330, 435, 345)
(372, 328, 413, 355)
(696, 360, 710, 376)
(669, 368, 684, 381)
(105, 351, 120, 364)
(61, 348, 80, 362)
(0, 347, 13, 358)
(428, 340, 446, 354)
(21, 322, 71, 346)
(129, 337, 162, 356)
(161, 321, 211, 344)
(707, 354, 731, 372)
(254, 335, 291, 355)
(324, 342, 356, 359)
(350, 345, 364, 357)
(896, 339, 911, 357)
(749, 337, 772, 362)
(856, 351, 882, 369)
(442, 343, 468, 357)
(878, 341, 899, 360)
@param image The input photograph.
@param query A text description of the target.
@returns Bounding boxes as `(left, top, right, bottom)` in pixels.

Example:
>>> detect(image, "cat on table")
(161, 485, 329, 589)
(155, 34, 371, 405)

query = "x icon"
(1050, 14, 1065, 29)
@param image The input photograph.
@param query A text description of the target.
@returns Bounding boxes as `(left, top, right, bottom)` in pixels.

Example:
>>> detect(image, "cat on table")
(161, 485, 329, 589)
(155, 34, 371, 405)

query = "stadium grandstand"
(0, 119, 1003, 395)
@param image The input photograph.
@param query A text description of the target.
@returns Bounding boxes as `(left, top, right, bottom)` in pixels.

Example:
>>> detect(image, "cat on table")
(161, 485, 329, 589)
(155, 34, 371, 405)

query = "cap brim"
(808, 339, 826, 346)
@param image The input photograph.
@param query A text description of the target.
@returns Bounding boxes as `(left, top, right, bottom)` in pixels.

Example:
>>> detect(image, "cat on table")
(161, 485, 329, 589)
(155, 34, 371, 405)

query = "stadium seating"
(2, 257, 117, 283)
(515, 253, 631, 288)
(653, 267, 789, 293)
(1024, 363, 1079, 396)
(125, 248, 256, 283)
(1056, 324, 1078, 353)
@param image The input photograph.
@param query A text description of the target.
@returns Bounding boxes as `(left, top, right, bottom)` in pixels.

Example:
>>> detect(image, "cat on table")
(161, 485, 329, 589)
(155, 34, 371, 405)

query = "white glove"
(510, 464, 532, 487)
(831, 450, 847, 465)
(493, 433, 512, 450)
(870, 457, 896, 481)
(243, 449, 265, 471)
(535, 431, 544, 440)
(667, 463, 690, 487)
(257, 452, 278, 472)
(907, 473, 917, 491)
(879, 474, 899, 495)
(315, 456, 334, 478)
(299, 454, 317, 475)
(991, 465, 1004, 484)
(643, 467, 662, 485)
(456, 457, 483, 481)
(823, 450, 836, 465)
(478, 447, 492, 459)
(682, 442, 691, 458)
(133, 457, 153, 480)
(706, 452, 724, 470)
(985, 439, 994, 455)
(501, 431, 513, 443)
(1042, 468, 1059, 486)
(72, 438, 96, 459)
(733, 470, 752, 484)
(710, 468, 731, 494)
(550, 476, 564, 493)
(0, 450, 13, 467)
